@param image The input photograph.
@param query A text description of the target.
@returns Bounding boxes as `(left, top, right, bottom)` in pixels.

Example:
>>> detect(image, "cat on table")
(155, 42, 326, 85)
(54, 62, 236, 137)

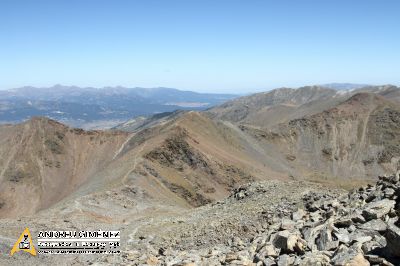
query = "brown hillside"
(0, 117, 129, 218)
(126, 111, 289, 207)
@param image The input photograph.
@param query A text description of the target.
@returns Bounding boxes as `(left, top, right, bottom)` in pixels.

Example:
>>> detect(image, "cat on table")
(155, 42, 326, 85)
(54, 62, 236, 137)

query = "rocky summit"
(117, 171, 400, 265)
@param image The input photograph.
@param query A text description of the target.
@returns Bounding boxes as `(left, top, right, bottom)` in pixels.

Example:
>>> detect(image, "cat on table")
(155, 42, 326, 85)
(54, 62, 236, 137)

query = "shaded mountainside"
(241, 93, 400, 181)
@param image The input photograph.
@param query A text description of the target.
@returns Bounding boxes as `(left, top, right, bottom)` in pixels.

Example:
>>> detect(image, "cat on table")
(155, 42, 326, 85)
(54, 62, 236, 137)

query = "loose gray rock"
(119, 172, 400, 266)
(362, 199, 395, 220)
(257, 243, 280, 258)
(299, 251, 330, 266)
(263, 257, 277, 266)
(291, 209, 305, 221)
(332, 245, 370, 266)
(280, 218, 296, 231)
(333, 228, 350, 244)
(357, 219, 387, 232)
(316, 227, 339, 251)
(272, 230, 303, 253)
(277, 254, 296, 266)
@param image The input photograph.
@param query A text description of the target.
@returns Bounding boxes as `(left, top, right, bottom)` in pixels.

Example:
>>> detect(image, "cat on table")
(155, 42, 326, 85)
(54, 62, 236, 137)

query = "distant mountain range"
(0, 85, 236, 128)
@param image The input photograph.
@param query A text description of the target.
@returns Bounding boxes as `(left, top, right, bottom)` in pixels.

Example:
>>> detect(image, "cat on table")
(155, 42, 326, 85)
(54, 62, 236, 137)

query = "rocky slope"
(112, 171, 400, 265)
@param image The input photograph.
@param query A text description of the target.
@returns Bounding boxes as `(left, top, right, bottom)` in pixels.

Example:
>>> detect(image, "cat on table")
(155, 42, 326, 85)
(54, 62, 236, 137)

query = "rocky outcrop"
(143, 125, 256, 207)
(145, 128, 210, 170)
(126, 172, 400, 265)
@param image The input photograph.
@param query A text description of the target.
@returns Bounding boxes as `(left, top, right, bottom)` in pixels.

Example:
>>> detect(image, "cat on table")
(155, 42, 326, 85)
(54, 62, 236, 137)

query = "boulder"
(272, 230, 306, 254)
(287, 234, 299, 251)
(335, 217, 353, 228)
(263, 257, 277, 266)
(384, 188, 395, 197)
(383, 171, 400, 184)
(342, 253, 370, 266)
(257, 243, 280, 258)
(294, 238, 307, 254)
(332, 245, 370, 266)
(277, 254, 295, 266)
(299, 251, 330, 266)
(273, 231, 291, 250)
(280, 218, 296, 231)
(225, 253, 238, 263)
(291, 209, 306, 221)
(357, 219, 387, 232)
(364, 255, 394, 265)
(333, 228, 350, 244)
(348, 225, 356, 232)
(385, 223, 400, 257)
(316, 228, 339, 251)
(361, 240, 383, 254)
(310, 211, 323, 222)
(351, 235, 372, 245)
(351, 214, 366, 224)
(362, 199, 395, 220)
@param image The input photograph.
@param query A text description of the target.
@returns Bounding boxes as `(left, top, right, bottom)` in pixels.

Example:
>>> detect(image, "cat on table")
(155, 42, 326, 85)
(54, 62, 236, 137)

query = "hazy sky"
(1, 0, 399, 93)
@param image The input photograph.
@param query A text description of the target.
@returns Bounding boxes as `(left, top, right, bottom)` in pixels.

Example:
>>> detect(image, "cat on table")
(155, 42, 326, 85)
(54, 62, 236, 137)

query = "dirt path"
(113, 133, 135, 160)
(121, 142, 146, 186)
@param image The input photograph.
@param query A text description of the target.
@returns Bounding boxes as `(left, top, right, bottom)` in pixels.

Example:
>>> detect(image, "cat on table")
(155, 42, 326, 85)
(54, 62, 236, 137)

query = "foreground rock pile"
(118, 173, 400, 265)
(256, 172, 400, 266)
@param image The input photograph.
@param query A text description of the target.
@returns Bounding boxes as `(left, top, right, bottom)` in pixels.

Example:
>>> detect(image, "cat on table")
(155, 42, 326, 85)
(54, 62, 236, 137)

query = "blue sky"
(0, 0, 399, 93)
